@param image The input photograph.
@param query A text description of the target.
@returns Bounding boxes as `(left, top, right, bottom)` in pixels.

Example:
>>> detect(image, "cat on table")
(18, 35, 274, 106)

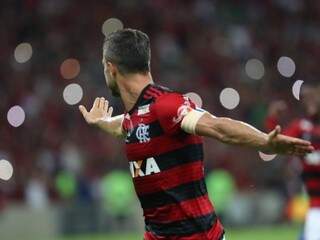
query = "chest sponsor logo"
(136, 123, 150, 143)
(129, 157, 160, 178)
(306, 151, 320, 166)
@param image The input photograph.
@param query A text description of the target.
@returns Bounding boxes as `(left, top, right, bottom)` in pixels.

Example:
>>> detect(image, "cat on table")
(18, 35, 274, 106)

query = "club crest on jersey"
(129, 157, 160, 178)
(136, 123, 150, 143)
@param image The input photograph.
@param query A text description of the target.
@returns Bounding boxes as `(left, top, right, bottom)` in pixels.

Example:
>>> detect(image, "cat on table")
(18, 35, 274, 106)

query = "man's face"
(103, 58, 120, 97)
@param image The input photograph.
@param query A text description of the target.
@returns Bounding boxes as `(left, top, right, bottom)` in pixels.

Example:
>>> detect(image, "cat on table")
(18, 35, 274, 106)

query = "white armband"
(181, 108, 206, 134)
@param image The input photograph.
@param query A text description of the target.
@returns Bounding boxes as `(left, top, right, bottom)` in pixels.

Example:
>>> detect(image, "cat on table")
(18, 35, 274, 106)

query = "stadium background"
(0, 0, 318, 239)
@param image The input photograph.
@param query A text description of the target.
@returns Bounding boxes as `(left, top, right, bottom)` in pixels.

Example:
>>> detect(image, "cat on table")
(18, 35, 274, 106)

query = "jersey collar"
(127, 83, 152, 115)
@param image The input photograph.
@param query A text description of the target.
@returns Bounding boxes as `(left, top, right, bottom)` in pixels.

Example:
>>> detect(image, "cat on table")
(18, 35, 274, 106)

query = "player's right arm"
(154, 93, 313, 156)
(79, 97, 124, 138)
(191, 112, 313, 156)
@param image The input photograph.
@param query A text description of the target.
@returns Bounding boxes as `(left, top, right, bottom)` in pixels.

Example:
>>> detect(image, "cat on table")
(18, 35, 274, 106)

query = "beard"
(110, 85, 120, 97)
(107, 77, 120, 97)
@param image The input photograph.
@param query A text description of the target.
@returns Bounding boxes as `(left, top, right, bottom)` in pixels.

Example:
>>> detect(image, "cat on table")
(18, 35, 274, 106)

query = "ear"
(107, 62, 118, 77)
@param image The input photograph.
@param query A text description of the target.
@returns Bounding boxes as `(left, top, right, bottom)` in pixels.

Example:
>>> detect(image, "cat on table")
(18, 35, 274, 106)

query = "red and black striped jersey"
(266, 116, 320, 207)
(122, 84, 224, 240)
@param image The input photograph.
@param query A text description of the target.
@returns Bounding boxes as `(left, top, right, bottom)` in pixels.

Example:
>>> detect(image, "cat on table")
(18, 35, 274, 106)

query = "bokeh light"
(277, 56, 296, 78)
(292, 80, 304, 101)
(102, 18, 124, 36)
(14, 42, 33, 63)
(245, 59, 265, 80)
(185, 92, 203, 108)
(0, 159, 13, 181)
(63, 83, 83, 105)
(259, 151, 277, 161)
(60, 58, 80, 79)
(7, 105, 26, 127)
(219, 88, 240, 110)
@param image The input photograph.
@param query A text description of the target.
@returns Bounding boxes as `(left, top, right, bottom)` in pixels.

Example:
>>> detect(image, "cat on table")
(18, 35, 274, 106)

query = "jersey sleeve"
(154, 93, 196, 135)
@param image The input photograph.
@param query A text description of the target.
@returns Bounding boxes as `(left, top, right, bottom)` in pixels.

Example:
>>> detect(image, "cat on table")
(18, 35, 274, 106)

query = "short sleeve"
(154, 93, 196, 135)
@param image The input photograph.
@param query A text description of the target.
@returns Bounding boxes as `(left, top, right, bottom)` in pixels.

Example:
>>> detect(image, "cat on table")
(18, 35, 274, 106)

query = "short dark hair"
(103, 28, 151, 74)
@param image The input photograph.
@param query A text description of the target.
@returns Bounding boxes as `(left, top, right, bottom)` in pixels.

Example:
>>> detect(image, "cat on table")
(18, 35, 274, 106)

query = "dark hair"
(103, 28, 151, 74)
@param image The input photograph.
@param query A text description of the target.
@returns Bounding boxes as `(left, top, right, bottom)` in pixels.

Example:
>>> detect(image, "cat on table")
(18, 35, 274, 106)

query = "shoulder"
(153, 91, 196, 123)
(156, 92, 184, 104)
(153, 92, 187, 112)
(149, 85, 185, 109)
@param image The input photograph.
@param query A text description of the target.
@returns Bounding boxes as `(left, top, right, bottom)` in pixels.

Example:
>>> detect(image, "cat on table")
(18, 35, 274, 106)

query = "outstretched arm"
(182, 110, 314, 156)
(79, 97, 125, 138)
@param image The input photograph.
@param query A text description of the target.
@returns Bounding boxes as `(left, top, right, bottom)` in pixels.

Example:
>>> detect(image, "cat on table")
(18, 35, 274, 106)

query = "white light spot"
(63, 83, 83, 105)
(300, 119, 313, 131)
(102, 18, 124, 36)
(60, 58, 81, 79)
(292, 80, 304, 101)
(245, 59, 265, 80)
(0, 160, 13, 181)
(185, 92, 203, 108)
(219, 88, 240, 110)
(259, 152, 277, 161)
(277, 56, 296, 78)
(14, 43, 33, 63)
(7, 105, 25, 127)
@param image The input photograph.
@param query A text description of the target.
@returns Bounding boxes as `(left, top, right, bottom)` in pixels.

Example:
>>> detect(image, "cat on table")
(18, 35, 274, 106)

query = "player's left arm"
(182, 110, 314, 156)
(79, 97, 125, 138)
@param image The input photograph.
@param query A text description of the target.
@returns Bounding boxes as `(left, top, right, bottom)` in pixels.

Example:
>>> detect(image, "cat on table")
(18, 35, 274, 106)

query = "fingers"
(290, 144, 314, 156)
(268, 125, 281, 140)
(291, 138, 313, 146)
(103, 100, 109, 111)
(99, 97, 105, 108)
(79, 105, 88, 116)
(275, 125, 281, 134)
(278, 134, 312, 147)
(107, 106, 113, 117)
(92, 97, 109, 110)
(79, 105, 89, 121)
(93, 98, 100, 108)
(293, 145, 314, 153)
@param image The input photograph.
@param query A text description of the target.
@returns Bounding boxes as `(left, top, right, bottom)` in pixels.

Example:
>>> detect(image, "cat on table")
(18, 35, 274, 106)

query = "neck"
(117, 72, 153, 112)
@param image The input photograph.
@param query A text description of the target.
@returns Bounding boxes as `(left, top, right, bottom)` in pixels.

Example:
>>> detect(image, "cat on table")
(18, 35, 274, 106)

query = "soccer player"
(79, 29, 314, 240)
(265, 86, 320, 240)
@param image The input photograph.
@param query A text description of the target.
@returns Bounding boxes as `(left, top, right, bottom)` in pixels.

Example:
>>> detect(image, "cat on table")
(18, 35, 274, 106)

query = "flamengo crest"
(136, 123, 150, 143)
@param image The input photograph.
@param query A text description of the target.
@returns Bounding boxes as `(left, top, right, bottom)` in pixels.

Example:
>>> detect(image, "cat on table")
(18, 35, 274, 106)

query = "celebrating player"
(265, 85, 320, 240)
(79, 29, 314, 240)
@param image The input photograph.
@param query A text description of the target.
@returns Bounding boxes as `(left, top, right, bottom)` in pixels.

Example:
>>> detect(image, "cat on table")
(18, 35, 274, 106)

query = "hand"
(266, 125, 314, 156)
(79, 97, 113, 125)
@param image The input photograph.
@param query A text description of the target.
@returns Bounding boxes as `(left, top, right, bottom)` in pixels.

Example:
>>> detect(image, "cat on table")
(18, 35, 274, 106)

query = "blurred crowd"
(0, 0, 319, 212)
